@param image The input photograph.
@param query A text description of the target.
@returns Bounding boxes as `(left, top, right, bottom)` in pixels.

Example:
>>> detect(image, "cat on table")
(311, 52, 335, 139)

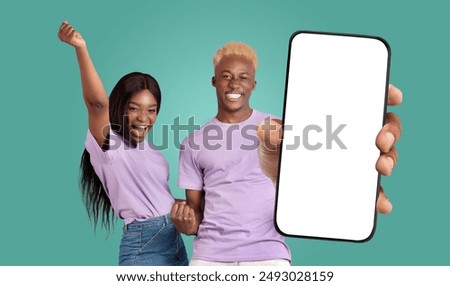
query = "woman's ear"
(253, 80, 257, 90)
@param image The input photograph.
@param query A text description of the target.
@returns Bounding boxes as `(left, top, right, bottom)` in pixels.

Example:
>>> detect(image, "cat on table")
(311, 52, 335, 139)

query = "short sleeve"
(84, 129, 118, 164)
(177, 136, 204, 191)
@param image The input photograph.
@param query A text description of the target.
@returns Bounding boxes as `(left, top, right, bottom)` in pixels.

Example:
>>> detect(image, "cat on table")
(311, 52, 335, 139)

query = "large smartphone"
(275, 31, 390, 242)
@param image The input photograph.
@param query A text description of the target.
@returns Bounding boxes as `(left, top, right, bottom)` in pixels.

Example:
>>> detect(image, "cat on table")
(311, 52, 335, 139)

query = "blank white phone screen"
(275, 32, 390, 241)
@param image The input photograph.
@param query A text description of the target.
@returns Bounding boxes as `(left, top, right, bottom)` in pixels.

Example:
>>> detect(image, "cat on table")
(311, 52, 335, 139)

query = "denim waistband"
(124, 213, 171, 230)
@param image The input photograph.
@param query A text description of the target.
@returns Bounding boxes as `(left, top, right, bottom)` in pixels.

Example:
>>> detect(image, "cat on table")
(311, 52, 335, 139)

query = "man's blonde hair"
(213, 42, 258, 70)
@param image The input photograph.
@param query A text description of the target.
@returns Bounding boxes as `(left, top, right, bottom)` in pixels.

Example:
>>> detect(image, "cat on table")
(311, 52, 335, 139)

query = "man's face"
(212, 55, 256, 115)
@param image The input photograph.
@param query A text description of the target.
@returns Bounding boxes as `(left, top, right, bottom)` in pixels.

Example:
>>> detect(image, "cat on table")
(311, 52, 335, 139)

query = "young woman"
(58, 21, 188, 266)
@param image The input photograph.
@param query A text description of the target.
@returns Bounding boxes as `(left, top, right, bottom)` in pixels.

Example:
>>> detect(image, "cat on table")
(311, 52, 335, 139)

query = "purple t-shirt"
(85, 129, 174, 225)
(178, 110, 291, 262)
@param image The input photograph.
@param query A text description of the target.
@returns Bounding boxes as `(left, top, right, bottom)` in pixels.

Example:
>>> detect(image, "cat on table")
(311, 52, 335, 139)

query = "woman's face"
(125, 89, 158, 143)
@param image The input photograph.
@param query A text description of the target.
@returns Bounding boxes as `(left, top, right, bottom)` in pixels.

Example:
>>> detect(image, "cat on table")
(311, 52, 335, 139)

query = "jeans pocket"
(139, 223, 168, 252)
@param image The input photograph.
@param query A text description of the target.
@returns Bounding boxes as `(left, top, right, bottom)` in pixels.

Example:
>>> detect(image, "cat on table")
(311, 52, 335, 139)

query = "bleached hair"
(213, 42, 258, 70)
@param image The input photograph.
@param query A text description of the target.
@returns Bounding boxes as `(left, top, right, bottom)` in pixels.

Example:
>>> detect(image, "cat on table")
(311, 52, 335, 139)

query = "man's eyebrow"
(221, 70, 249, 74)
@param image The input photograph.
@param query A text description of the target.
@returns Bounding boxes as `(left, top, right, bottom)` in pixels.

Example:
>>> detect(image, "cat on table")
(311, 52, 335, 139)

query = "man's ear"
(253, 80, 257, 90)
(212, 76, 216, 87)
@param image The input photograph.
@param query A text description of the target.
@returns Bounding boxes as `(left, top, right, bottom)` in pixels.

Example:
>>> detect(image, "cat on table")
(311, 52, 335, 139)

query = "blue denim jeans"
(119, 214, 188, 266)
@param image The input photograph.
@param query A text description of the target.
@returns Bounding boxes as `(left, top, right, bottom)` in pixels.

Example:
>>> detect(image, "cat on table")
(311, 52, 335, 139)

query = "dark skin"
(171, 55, 257, 234)
(57, 21, 158, 146)
(171, 55, 402, 235)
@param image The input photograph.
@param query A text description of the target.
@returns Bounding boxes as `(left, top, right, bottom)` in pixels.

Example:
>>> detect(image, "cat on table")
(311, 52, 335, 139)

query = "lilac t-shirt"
(85, 129, 174, 225)
(178, 110, 291, 262)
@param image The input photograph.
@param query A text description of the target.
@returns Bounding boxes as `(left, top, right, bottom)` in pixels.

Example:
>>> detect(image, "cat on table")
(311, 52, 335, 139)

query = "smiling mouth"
(226, 93, 243, 100)
(130, 125, 149, 136)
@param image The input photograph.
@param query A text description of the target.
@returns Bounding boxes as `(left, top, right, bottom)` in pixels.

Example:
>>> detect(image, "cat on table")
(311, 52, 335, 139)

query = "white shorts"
(190, 259, 290, 266)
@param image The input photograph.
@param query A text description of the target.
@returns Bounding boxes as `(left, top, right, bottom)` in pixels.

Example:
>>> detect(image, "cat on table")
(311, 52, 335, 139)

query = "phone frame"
(274, 30, 391, 242)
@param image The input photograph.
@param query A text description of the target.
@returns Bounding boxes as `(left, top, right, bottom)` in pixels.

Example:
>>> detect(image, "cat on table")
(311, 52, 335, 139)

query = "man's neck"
(216, 108, 253, 124)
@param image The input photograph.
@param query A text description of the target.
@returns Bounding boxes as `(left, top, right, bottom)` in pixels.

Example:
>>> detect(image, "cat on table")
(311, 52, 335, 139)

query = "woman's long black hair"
(79, 72, 162, 233)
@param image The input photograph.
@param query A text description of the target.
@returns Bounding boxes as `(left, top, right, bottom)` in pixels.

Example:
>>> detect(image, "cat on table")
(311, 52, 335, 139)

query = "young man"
(171, 42, 402, 265)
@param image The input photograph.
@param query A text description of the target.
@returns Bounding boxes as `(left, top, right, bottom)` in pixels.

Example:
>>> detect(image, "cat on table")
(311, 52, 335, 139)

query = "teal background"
(0, 0, 448, 265)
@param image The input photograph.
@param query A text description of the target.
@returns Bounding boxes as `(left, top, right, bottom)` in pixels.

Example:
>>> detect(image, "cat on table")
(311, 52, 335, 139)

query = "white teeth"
(131, 125, 149, 137)
(226, 93, 242, 99)
(134, 125, 147, 129)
